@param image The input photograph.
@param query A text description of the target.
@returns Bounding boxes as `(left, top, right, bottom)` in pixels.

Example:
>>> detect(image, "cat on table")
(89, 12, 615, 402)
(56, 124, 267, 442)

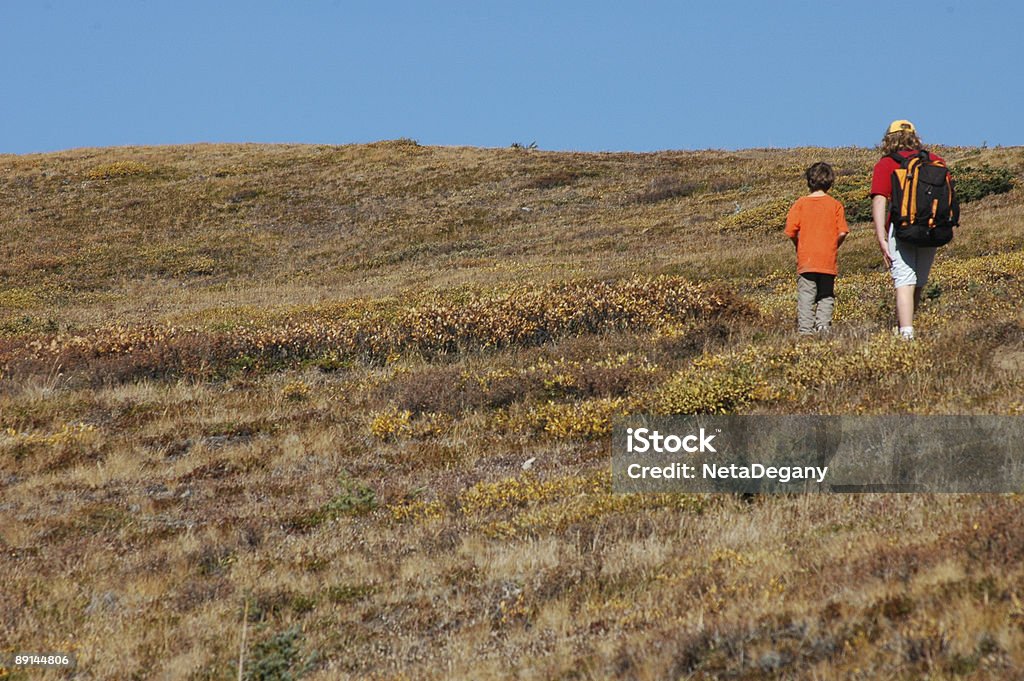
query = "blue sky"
(1, 1, 1019, 154)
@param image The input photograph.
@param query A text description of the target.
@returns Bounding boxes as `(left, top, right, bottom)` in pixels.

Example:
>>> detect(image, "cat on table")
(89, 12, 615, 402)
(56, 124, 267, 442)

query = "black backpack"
(889, 150, 959, 247)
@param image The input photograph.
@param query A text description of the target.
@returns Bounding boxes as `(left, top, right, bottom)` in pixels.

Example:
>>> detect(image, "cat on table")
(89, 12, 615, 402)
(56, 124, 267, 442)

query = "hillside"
(2, 141, 1024, 679)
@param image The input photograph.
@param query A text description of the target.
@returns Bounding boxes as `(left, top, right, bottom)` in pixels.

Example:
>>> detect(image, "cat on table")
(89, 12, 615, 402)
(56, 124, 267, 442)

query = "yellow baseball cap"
(887, 119, 916, 134)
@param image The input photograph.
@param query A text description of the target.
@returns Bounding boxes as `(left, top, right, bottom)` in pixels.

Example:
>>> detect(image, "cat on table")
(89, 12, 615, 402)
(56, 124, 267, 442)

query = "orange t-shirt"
(784, 195, 848, 275)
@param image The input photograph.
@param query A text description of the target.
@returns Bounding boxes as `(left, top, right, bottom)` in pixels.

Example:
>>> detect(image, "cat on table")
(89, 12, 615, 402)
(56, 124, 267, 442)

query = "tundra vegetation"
(1, 141, 1023, 679)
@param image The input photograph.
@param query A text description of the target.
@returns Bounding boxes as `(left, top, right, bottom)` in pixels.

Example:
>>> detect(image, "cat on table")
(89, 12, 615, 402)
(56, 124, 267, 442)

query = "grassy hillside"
(2, 141, 1024, 679)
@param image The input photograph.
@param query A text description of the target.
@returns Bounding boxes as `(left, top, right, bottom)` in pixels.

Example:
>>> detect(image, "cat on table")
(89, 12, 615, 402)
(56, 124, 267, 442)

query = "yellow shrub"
(530, 397, 634, 439)
(461, 471, 709, 537)
(280, 380, 310, 402)
(0, 288, 41, 309)
(369, 407, 411, 440)
(653, 331, 934, 414)
(175, 256, 218, 277)
(655, 353, 777, 415)
(459, 473, 605, 516)
(2, 422, 98, 448)
(86, 160, 155, 180)
(389, 499, 446, 524)
(718, 198, 794, 232)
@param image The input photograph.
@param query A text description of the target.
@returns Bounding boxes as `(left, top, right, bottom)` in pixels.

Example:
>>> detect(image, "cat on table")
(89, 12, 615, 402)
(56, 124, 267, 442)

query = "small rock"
(993, 348, 1024, 374)
(759, 651, 785, 672)
(85, 591, 119, 615)
(145, 483, 169, 497)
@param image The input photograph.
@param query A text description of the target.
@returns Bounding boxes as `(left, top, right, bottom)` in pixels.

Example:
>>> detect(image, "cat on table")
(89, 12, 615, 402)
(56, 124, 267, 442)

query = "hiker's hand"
(871, 195, 891, 268)
(879, 241, 892, 269)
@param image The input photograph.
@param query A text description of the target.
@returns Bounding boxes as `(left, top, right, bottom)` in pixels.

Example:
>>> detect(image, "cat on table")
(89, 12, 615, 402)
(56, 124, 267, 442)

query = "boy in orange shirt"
(784, 162, 849, 334)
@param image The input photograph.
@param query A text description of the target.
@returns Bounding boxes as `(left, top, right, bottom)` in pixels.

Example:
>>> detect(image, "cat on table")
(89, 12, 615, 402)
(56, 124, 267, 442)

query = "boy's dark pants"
(797, 273, 835, 334)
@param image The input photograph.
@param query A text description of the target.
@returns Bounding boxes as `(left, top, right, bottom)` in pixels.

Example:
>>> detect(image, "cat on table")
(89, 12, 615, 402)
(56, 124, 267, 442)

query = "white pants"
(888, 225, 937, 288)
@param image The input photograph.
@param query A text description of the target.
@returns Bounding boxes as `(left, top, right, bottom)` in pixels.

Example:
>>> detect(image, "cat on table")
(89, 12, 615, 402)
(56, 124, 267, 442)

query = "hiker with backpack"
(871, 120, 959, 340)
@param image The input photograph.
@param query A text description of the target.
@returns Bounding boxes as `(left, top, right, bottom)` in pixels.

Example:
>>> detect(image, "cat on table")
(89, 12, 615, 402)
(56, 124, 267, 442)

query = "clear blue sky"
(1, 1, 1019, 154)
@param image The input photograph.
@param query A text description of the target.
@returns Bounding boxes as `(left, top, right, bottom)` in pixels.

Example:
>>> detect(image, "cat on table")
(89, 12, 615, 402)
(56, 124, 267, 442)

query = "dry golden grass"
(1, 141, 1023, 679)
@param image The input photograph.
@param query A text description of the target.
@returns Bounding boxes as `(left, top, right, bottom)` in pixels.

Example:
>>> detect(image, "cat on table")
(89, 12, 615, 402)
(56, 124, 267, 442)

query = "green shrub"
(951, 164, 1015, 203)
(320, 473, 377, 518)
(833, 179, 872, 223)
(290, 473, 377, 530)
(324, 583, 379, 604)
(244, 626, 316, 681)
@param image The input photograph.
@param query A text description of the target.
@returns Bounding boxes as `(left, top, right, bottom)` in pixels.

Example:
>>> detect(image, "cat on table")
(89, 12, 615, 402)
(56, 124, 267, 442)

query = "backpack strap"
(890, 150, 924, 166)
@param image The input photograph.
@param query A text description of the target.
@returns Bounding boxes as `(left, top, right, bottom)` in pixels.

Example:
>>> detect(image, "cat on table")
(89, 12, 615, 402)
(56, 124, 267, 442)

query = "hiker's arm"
(872, 195, 891, 268)
(837, 205, 848, 248)
(790, 236, 798, 250)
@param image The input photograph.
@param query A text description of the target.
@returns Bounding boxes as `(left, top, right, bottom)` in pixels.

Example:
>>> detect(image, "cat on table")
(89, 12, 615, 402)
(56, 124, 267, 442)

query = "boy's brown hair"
(805, 162, 834, 192)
